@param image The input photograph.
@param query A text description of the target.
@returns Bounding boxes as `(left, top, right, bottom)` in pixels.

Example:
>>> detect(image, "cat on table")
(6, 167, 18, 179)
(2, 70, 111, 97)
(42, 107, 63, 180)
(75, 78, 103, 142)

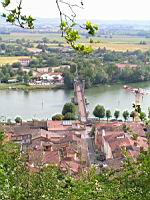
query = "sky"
(0, 0, 150, 20)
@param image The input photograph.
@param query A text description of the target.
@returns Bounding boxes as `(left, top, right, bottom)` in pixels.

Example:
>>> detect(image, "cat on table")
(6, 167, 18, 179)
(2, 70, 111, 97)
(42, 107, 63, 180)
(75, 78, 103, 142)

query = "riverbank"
(0, 81, 150, 120)
(0, 83, 64, 91)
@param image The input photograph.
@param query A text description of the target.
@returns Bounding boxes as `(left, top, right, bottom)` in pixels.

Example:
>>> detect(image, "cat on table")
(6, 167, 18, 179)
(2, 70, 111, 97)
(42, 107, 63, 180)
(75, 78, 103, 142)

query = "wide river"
(1, 82, 150, 121)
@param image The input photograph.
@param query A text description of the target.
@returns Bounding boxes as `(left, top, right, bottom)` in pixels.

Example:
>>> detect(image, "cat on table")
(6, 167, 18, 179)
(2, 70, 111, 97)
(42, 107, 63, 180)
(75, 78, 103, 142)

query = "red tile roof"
(96, 122, 123, 130)
(43, 151, 60, 165)
(116, 64, 138, 69)
(29, 150, 60, 166)
(60, 159, 80, 174)
(47, 120, 72, 131)
(127, 122, 145, 137)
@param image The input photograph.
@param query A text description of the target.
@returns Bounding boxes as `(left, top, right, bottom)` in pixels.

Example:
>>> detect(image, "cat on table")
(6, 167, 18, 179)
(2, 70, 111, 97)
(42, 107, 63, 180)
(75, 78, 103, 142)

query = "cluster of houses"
(94, 122, 148, 169)
(3, 119, 149, 173)
(18, 60, 70, 85)
(4, 120, 88, 175)
(29, 65, 70, 86)
(29, 72, 64, 86)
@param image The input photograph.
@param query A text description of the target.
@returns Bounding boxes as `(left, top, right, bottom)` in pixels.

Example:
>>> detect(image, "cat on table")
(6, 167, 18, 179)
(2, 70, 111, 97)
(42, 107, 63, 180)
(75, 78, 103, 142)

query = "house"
(19, 58, 31, 67)
(47, 120, 85, 132)
(116, 63, 138, 70)
(3, 119, 87, 174)
(39, 72, 64, 83)
(36, 67, 49, 73)
(95, 122, 148, 163)
(101, 131, 133, 159)
(95, 122, 123, 150)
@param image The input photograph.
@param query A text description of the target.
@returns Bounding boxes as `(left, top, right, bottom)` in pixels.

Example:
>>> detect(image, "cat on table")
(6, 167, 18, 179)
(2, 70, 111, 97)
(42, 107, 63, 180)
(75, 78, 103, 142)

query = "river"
(0, 82, 150, 121)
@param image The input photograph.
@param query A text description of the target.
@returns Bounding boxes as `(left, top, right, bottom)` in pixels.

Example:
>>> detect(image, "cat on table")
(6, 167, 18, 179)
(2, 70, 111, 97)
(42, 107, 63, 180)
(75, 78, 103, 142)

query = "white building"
(19, 58, 31, 67)
(40, 72, 64, 83)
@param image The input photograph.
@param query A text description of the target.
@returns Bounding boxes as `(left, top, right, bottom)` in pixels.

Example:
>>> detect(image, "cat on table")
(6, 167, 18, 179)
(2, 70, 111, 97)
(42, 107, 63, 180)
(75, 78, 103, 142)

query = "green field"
(0, 33, 65, 42)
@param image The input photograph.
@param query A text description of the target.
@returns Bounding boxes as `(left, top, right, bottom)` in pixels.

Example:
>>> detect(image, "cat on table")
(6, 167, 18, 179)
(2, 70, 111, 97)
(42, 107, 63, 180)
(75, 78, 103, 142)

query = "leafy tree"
(28, 70, 33, 77)
(15, 116, 22, 123)
(114, 110, 120, 120)
(93, 105, 105, 120)
(23, 73, 30, 83)
(63, 112, 76, 120)
(64, 71, 74, 89)
(0, 131, 4, 143)
(148, 107, 150, 118)
(140, 112, 146, 121)
(106, 109, 111, 122)
(12, 62, 22, 68)
(62, 103, 76, 116)
(52, 114, 64, 121)
(130, 111, 136, 121)
(123, 110, 129, 121)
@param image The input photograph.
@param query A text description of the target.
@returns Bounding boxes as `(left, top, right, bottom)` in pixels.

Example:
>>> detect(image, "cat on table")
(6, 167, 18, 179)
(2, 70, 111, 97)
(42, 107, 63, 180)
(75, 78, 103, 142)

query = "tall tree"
(106, 109, 111, 122)
(93, 105, 105, 120)
(123, 110, 129, 121)
(114, 110, 120, 120)
(130, 111, 136, 121)
(148, 107, 150, 118)
(62, 102, 76, 116)
(140, 112, 146, 121)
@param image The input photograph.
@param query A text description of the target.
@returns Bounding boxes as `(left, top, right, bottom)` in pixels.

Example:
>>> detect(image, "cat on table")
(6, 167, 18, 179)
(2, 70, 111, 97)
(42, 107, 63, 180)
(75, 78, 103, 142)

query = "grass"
(0, 56, 30, 66)
(0, 83, 64, 90)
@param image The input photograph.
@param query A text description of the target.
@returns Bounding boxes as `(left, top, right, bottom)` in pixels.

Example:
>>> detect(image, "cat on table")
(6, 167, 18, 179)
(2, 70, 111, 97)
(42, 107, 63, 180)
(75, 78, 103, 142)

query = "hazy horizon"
(0, 0, 150, 21)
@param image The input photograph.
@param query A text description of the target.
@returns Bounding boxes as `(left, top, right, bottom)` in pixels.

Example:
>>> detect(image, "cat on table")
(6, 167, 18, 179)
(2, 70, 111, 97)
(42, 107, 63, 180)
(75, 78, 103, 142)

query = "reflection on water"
(0, 82, 150, 120)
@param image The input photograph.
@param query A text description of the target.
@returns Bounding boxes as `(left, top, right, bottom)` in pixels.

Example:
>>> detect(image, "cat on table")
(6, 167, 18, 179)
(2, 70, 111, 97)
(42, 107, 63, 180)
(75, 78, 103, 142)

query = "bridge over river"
(72, 80, 88, 123)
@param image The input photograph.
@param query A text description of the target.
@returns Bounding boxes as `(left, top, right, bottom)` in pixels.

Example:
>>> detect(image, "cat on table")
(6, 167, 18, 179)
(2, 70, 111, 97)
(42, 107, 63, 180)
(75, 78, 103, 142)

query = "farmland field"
(1, 33, 150, 52)
(86, 42, 150, 52)
(0, 33, 65, 42)
(0, 56, 30, 66)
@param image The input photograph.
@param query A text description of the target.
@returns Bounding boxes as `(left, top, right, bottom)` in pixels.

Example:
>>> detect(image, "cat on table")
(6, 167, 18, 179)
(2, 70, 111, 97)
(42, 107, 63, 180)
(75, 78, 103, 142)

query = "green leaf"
(2, 0, 10, 8)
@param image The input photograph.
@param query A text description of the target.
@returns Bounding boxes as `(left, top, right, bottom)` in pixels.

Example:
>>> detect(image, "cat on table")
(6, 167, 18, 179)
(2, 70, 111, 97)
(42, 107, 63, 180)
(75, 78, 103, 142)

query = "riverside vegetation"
(1, 38, 150, 90)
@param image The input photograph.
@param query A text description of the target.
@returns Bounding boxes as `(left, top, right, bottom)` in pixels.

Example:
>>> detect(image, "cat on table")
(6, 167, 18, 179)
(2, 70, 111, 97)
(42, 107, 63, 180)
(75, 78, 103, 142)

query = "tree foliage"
(93, 105, 105, 120)
(123, 110, 129, 121)
(106, 109, 111, 121)
(52, 114, 64, 121)
(114, 110, 120, 120)
(130, 111, 136, 121)
(0, 134, 150, 199)
(63, 112, 76, 120)
(15, 116, 22, 123)
(62, 102, 76, 116)
(140, 112, 146, 121)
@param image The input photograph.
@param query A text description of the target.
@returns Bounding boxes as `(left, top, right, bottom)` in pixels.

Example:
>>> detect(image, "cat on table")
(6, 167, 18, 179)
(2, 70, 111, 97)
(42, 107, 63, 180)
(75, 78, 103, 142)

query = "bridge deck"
(75, 83, 87, 123)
